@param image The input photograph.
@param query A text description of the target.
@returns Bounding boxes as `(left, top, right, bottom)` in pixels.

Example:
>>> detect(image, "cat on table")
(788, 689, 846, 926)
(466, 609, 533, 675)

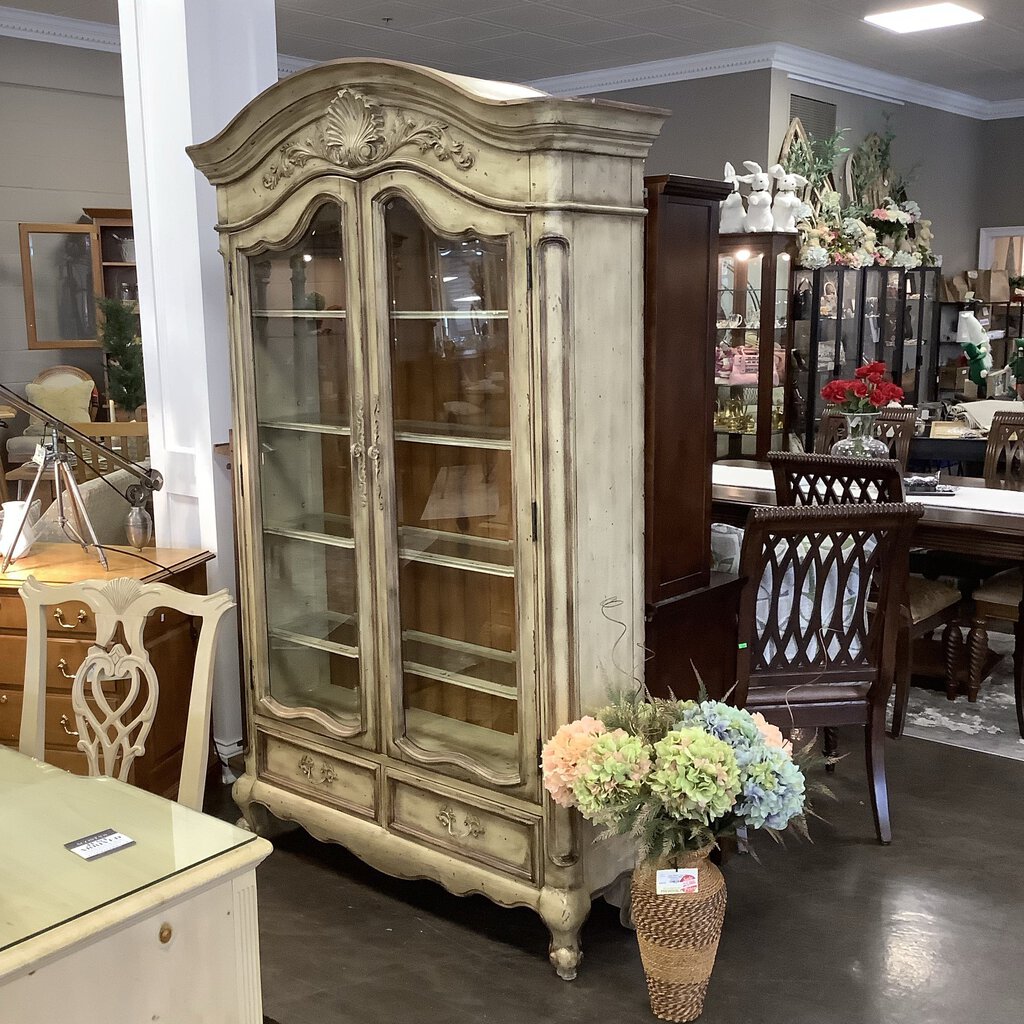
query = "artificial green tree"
(96, 296, 146, 414)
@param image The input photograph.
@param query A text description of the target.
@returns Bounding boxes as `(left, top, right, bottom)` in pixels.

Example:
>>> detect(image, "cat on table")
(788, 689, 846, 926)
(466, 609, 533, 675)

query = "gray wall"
(603, 70, 774, 181)
(767, 73, 984, 273)
(979, 118, 1024, 229)
(0, 37, 131, 406)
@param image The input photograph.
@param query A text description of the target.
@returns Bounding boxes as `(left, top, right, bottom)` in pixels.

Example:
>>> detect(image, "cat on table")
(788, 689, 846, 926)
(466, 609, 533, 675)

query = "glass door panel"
(382, 194, 520, 781)
(249, 200, 364, 731)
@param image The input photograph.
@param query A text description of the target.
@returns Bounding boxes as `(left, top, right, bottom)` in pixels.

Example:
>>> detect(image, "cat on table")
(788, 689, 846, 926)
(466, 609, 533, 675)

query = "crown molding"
(1, 6, 1021, 120)
(0, 5, 119, 52)
(532, 42, 1024, 122)
(0, 5, 314, 79)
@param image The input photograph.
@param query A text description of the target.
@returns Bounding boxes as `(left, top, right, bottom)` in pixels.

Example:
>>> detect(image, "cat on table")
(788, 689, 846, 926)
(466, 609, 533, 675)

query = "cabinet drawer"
(0, 636, 95, 690)
(0, 685, 84, 751)
(0, 597, 96, 635)
(386, 773, 540, 882)
(258, 732, 377, 819)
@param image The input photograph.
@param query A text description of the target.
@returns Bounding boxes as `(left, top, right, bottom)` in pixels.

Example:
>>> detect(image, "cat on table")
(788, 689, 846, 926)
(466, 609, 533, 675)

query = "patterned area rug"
(894, 634, 1024, 761)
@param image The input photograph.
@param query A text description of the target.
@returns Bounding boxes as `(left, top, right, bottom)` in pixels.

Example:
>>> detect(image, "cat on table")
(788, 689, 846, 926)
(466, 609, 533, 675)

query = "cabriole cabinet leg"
(538, 885, 590, 981)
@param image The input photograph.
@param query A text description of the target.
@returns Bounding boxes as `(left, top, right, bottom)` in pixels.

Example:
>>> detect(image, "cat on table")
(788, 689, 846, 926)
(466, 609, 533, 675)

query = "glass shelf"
(390, 310, 508, 320)
(269, 610, 359, 658)
(394, 422, 511, 449)
(399, 525, 514, 577)
(402, 629, 516, 700)
(254, 309, 349, 319)
(264, 511, 355, 548)
(259, 416, 350, 436)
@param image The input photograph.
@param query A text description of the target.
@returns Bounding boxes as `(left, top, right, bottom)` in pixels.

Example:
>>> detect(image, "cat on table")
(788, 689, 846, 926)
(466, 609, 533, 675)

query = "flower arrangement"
(820, 361, 905, 411)
(541, 695, 807, 859)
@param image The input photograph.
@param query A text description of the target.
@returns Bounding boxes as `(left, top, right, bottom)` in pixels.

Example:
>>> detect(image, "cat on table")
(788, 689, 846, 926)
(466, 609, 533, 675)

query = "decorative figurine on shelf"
(739, 161, 774, 232)
(720, 162, 746, 234)
(768, 165, 810, 232)
(1009, 338, 1024, 398)
(956, 310, 993, 388)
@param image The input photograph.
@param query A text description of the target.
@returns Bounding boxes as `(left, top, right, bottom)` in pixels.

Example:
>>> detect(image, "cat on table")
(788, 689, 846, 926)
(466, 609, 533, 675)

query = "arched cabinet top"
(187, 59, 668, 225)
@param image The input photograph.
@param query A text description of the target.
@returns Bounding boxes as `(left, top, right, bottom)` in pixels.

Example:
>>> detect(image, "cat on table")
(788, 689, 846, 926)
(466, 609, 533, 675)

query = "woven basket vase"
(631, 848, 726, 1022)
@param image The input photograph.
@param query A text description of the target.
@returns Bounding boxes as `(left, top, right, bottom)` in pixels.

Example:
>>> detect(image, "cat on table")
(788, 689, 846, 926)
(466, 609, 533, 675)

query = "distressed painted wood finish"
(189, 60, 665, 979)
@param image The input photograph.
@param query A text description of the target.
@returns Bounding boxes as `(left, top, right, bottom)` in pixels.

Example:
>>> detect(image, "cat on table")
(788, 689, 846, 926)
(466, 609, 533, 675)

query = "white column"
(118, 0, 277, 761)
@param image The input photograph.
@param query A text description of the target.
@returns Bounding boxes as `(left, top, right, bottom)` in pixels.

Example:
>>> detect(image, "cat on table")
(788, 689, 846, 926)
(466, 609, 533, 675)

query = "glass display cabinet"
(189, 60, 666, 980)
(714, 233, 796, 459)
(792, 264, 941, 450)
(18, 209, 136, 351)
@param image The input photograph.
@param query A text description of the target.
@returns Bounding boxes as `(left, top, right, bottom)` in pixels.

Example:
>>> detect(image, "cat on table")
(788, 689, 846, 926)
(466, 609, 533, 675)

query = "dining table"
(711, 460, 1024, 696)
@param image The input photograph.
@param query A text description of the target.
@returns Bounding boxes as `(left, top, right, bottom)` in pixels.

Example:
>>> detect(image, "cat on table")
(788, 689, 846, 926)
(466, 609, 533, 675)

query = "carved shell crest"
(262, 88, 474, 189)
(100, 577, 145, 615)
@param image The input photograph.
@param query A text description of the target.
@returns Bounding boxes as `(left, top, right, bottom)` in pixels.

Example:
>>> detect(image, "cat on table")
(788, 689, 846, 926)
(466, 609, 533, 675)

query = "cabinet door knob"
(53, 607, 87, 630)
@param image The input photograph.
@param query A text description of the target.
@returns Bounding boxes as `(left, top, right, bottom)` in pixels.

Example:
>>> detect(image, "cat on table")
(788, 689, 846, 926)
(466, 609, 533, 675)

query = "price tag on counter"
(65, 828, 135, 861)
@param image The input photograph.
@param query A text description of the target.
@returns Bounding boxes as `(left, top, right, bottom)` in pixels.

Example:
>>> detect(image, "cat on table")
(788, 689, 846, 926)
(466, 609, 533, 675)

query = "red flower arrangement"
(821, 361, 904, 411)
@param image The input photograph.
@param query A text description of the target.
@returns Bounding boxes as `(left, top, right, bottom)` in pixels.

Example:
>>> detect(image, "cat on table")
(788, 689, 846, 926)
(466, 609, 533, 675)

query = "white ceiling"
(9, 0, 1024, 101)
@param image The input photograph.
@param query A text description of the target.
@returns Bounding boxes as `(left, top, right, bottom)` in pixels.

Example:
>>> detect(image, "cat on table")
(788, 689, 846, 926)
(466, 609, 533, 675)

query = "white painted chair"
(19, 576, 234, 811)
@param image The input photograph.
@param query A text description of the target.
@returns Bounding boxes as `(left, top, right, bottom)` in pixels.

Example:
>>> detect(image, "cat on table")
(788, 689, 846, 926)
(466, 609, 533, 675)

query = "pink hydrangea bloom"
(750, 712, 793, 756)
(541, 716, 607, 807)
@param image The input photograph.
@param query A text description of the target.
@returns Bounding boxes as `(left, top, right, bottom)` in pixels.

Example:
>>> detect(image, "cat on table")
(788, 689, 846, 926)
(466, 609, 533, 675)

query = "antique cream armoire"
(189, 60, 665, 979)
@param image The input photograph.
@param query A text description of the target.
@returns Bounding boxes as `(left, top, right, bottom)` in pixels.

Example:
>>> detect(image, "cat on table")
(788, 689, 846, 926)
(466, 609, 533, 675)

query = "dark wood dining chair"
(734, 502, 923, 844)
(813, 409, 846, 454)
(965, 412, 1024, 736)
(983, 411, 1024, 489)
(766, 451, 962, 740)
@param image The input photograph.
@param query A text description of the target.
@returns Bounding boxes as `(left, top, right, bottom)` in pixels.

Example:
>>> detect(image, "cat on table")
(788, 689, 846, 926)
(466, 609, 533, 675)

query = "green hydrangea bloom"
(649, 727, 741, 825)
(571, 730, 652, 824)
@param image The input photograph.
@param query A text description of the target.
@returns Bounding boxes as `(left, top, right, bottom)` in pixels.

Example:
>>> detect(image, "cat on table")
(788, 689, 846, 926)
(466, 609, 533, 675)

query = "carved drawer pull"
(436, 805, 485, 841)
(60, 714, 79, 737)
(53, 608, 87, 630)
(368, 399, 384, 511)
(56, 658, 75, 680)
(298, 754, 336, 785)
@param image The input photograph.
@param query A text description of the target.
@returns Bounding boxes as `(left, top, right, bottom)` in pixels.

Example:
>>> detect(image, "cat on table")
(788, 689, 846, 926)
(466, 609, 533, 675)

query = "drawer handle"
(56, 658, 76, 680)
(60, 714, 80, 737)
(53, 608, 87, 630)
(298, 754, 336, 785)
(436, 805, 485, 841)
(0, 694, 7, 704)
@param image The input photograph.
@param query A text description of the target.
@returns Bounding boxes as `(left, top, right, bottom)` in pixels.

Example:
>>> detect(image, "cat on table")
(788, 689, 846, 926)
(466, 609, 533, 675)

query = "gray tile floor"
(234, 733, 1024, 1024)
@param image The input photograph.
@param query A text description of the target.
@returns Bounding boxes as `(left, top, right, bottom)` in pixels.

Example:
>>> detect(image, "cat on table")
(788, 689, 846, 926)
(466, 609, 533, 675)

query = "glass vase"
(830, 412, 890, 460)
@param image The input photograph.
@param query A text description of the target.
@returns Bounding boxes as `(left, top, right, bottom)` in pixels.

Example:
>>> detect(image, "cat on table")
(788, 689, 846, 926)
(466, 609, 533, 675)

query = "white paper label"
(656, 867, 699, 895)
(65, 828, 135, 861)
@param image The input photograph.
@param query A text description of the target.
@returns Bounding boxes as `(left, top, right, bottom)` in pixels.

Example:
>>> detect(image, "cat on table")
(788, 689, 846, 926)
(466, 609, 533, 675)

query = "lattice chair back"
(733, 503, 921, 704)
(872, 407, 915, 469)
(983, 411, 1024, 490)
(19, 576, 234, 811)
(767, 452, 904, 506)
(813, 409, 846, 453)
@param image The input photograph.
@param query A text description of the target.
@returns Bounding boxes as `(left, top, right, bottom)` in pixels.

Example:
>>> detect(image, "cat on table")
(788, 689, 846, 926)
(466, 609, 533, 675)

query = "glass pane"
(250, 201, 362, 725)
(383, 195, 520, 780)
(385, 196, 509, 439)
(27, 231, 96, 342)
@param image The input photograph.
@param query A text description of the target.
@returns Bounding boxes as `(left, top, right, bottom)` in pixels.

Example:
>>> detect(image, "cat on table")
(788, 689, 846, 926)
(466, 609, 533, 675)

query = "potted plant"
(96, 296, 146, 419)
(542, 695, 807, 1022)
(820, 361, 904, 458)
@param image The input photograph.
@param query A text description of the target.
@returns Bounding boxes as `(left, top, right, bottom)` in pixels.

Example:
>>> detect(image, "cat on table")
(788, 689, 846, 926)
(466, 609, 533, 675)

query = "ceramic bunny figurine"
(739, 161, 773, 232)
(768, 164, 810, 233)
(720, 162, 745, 234)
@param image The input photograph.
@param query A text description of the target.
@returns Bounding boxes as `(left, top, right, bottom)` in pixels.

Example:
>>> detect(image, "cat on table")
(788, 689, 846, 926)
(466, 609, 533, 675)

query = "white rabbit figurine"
(768, 164, 810, 233)
(739, 161, 773, 232)
(720, 162, 746, 234)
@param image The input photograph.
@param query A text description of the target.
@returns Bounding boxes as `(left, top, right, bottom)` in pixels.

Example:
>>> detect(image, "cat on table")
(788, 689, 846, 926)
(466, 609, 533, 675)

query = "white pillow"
(24, 378, 93, 434)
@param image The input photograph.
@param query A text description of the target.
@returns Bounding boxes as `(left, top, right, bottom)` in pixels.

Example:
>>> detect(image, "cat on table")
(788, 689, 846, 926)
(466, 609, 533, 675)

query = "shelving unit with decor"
(791, 264, 941, 451)
(713, 232, 797, 459)
(935, 297, 1024, 401)
(189, 58, 666, 981)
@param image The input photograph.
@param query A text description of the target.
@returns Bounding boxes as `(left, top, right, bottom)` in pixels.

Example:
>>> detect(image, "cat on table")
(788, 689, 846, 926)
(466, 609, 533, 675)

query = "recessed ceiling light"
(864, 3, 983, 34)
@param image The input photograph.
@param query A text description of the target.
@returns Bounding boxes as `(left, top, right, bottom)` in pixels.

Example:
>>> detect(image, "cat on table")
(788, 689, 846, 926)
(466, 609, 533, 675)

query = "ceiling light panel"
(864, 3, 984, 34)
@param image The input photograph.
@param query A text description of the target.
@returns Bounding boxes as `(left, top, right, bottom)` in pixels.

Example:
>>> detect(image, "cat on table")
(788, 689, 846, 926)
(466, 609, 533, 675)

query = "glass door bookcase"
(714, 233, 796, 459)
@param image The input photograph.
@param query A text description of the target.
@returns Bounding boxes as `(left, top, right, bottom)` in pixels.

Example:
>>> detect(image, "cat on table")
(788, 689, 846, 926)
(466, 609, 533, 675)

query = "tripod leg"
(0, 457, 47, 572)
(63, 465, 109, 571)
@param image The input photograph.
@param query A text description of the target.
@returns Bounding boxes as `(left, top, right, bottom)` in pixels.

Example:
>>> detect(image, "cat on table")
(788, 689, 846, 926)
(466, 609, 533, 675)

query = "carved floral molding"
(262, 88, 474, 189)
